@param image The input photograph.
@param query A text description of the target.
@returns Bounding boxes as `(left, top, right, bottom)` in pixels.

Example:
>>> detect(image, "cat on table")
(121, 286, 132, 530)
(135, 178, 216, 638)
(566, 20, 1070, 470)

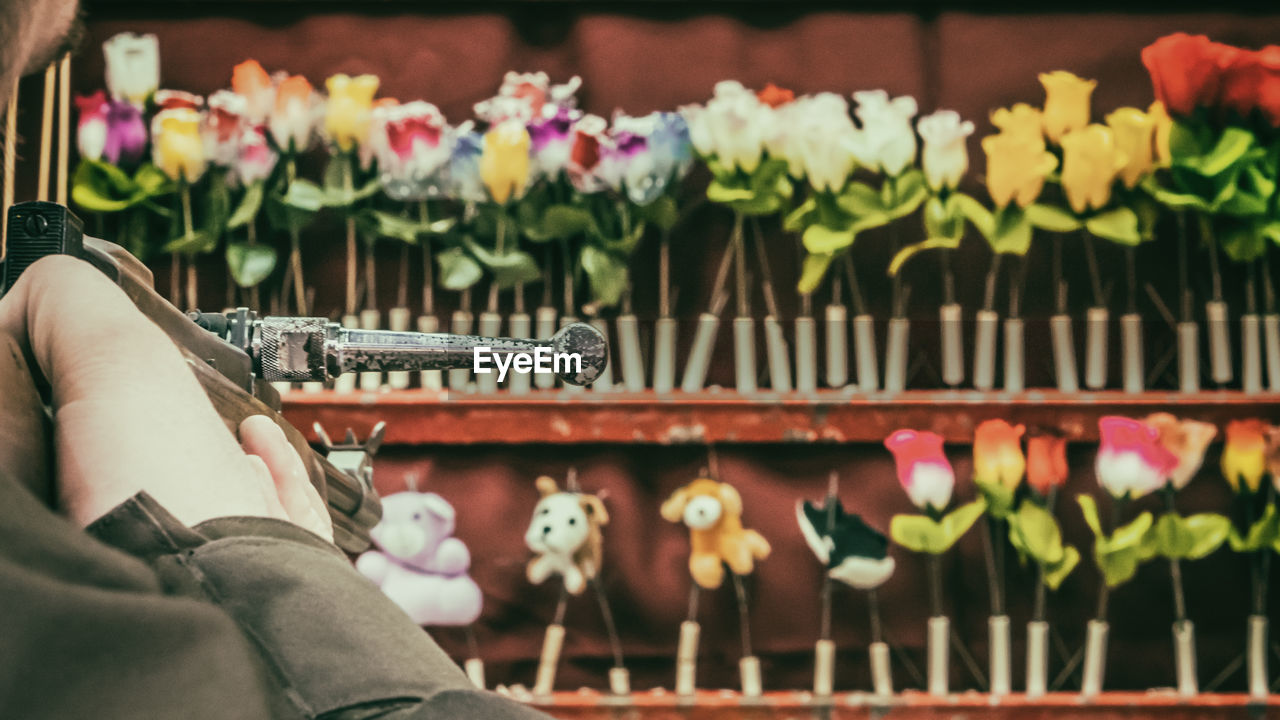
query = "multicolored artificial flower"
(369, 100, 454, 201)
(234, 125, 277, 187)
(1144, 413, 1218, 491)
(151, 107, 207, 183)
(885, 429, 955, 513)
(598, 111, 692, 205)
(231, 59, 274, 125)
(202, 89, 246, 168)
(474, 71, 582, 124)
(447, 129, 487, 203)
(1026, 432, 1069, 497)
(75, 91, 110, 163)
(269, 75, 320, 154)
(102, 32, 160, 108)
(1095, 416, 1178, 500)
(1221, 419, 1270, 494)
(973, 419, 1027, 491)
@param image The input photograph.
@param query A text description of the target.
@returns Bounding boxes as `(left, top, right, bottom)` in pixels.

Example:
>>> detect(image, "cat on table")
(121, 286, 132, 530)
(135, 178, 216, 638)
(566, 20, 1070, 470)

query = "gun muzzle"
(201, 314, 609, 387)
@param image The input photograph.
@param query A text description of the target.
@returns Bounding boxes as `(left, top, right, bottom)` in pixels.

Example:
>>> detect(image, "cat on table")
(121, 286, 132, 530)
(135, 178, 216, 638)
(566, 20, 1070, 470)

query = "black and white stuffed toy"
(796, 498, 895, 590)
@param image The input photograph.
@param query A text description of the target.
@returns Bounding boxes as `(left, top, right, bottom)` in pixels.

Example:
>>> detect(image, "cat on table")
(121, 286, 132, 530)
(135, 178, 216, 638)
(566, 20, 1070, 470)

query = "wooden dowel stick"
(3, 78, 18, 257)
(37, 63, 55, 202)
(56, 53, 70, 206)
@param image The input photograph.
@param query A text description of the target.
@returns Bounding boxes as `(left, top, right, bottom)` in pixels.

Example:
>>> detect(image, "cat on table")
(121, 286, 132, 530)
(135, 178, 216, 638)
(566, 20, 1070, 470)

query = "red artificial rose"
(1218, 46, 1280, 127)
(569, 129, 600, 171)
(1141, 33, 1240, 116)
(757, 83, 795, 108)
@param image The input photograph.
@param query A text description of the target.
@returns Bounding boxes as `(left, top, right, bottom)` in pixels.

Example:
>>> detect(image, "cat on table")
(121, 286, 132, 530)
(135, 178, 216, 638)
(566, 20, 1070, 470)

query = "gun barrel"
(254, 317, 608, 387)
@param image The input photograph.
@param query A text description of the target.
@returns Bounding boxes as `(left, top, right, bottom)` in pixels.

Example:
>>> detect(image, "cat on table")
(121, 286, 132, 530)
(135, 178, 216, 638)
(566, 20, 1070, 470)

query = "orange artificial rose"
(1221, 419, 1270, 494)
(757, 83, 795, 108)
(973, 419, 1027, 490)
(1026, 433, 1069, 497)
(1142, 33, 1241, 117)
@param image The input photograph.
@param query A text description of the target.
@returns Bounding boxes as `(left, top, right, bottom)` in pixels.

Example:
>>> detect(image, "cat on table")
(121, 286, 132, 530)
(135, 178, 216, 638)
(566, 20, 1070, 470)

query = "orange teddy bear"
(661, 477, 771, 590)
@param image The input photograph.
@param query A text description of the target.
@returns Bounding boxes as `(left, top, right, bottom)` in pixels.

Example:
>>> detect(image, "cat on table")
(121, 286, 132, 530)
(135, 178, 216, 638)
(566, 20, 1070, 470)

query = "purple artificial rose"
(104, 100, 148, 167)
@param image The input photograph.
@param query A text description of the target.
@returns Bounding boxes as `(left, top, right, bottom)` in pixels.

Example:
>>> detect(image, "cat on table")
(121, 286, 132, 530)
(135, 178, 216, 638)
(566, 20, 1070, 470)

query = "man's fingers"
(239, 415, 333, 542)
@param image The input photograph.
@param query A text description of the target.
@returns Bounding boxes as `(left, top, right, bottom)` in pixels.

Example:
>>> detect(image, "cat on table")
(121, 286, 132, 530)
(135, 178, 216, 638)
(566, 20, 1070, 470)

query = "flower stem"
(1032, 488, 1059, 622)
(1095, 495, 1126, 622)
(732, 213, 749, 317)
(867, 587, 884, 644)
(1081, 230, 1105, 309)
(842, 251, 867, 316)
(750, 217, 780, 318)
(659, 229, 671, 318)
(1125, 246, 1138, 315)
(560, 236, 574, 315)
(1053, 234, 1068, 315)
(983, 515, 1006, 615)
(1200, 214, 1224, 303)
(489, 209, 506, 313)
(180, 182, 197, 311)
(246, 220, 260, 310)
(343, 153, 357, 316)
(285, 158, 306, 315)
(983, 252, 1003, 313)
(418, 200, 434, 316)
(1162, 487, 1188, 624)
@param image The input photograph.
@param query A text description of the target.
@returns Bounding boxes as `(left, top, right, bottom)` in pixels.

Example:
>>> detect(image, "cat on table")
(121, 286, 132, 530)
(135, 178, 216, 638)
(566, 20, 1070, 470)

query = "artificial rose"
(231, 59, 274, 125)
(1039, 71, 1096, 144)
(75, 91, 108, 162)
(104, 100, 148, 167)
(154, 90, 202, 112)
(234, 125, 277, 187)
(324, 73, 380, 153)
(1026, 432, 1069, 497)
(918, 109, 974, 191)
(599, 111, 692, 205)
(1096, 416, 1178, 500)
(1221, 419, 1270, 494)
(1059, 124, 1126, 215)
(1142, 33, 1240, 117)
(1267, 426, 1280, 493)
(885, 429, 954, 513)
(990, 103, 1044, 141)
(526, 105, 581, 180)
(1105, 107, 1156, 189)
(151, 107, 207, 183)
(1148, 100, 1173, 167)
(1145, 413, 1218, 491)
(848, 90, 918, 176)
(269, 75, 319, 154)
(973, 419, 1026, 491)
(474, 71, 582, 124)
(1217, 46, 1280, 128)
(766, 93, 859, 193)
(102, 32, 159, 108)
(680, 80, 771, 174)
(566, 114, 609, 193)
(447, 130, 487, 204)
(757, 83, 795, 108)
(369, 100, 452, 201)
(202, 90, 246, 168)
(479, 119, 531, 204)
(981, 131, 1057, 208)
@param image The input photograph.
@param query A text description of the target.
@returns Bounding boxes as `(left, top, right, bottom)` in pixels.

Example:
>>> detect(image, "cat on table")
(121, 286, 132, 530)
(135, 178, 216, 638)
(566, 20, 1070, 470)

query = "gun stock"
(2, 201, 380, 553)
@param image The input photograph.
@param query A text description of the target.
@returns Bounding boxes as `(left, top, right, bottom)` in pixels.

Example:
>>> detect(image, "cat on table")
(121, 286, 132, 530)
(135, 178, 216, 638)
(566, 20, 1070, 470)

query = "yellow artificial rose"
(325, 73, 380, 152)
(1148, 100, 1173, 167)
(1105, 107, 1156, 189)
(479, 119, 531, 204)
(151, 108, 206, 182)
(981, 131, 1058, 208)
(1222, 419, 1270, 494)
(1059, 124, 1127, 214)
(1039, 71, 1097, 144)
(990, 103, 1044, 141)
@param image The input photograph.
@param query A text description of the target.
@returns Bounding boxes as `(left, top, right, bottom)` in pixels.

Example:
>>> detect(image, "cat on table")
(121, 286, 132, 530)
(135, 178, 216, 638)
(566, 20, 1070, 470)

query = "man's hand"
(0, 255, 332, 541)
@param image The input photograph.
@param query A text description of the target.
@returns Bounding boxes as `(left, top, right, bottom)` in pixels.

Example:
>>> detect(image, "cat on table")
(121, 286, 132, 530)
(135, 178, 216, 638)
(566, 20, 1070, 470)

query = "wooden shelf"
(281, 389, 1280, 446)
(523, 691, 1276, 718)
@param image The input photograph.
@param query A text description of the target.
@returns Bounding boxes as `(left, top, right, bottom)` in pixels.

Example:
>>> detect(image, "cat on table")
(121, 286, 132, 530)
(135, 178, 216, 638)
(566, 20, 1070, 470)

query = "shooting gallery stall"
(6, 0, 1280, 716)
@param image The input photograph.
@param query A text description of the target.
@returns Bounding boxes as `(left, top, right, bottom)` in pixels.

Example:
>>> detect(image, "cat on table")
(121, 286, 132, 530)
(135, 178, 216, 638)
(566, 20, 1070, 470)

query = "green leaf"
(465, 239, 542, 290)
(802, 224, 856, 255)
(1043, 546, 1080, 590)
(227, 181, 264, 230)
(890, 514, 949, 554)
(1218, 220, 1269, 263)
(884, 169, 928, 220)
(783, 197, 817, 233)
(363, 209, 452, 244)
(1228, 503, 1280, 552)
(133, 164, 173, 195)
(940, 499, 987, 548)
(988, 205, 1033, 255)
(797, 252, 834, 295)
(835, 181, 883, 217)
(923, 195, 964, 242)
(635, 195, 678, 231)
(436, 246, 483, 290)
(954, 192, 995, 239)
(707, 179, 756, 204)
(542, 204, 597, 240)
(1025, 203, 1083, 233)
(1193, 126, 1256, 177)
(225, 241, 277, 287)
(162, 229, 216, 255)
(976, 480, 1017, 520)
(281, 179, 325, 212)
(1078, 495, 1103, 537)
(1085, 207, 1142, 246)
(1110, 511, 1155, 550)
(579, 244, 630, 308)
(888, 237, 962, 276)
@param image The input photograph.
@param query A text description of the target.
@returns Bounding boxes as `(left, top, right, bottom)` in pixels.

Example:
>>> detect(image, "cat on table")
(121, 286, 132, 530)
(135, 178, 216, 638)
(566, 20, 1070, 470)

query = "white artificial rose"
(918, 109, 975, 191)
(103, 32, 160, 108)
(851, 89, 918, 176)
(680, 81, 768, 174)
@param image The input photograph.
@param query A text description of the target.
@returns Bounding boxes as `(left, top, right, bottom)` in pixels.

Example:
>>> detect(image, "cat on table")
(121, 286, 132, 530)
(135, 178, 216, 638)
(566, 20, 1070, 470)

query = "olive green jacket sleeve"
(0, 473, 548, 720)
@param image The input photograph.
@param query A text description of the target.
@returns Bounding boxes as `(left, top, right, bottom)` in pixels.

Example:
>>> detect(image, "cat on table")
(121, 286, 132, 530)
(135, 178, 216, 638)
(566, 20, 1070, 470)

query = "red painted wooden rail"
(282, 390, 1280, 446)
